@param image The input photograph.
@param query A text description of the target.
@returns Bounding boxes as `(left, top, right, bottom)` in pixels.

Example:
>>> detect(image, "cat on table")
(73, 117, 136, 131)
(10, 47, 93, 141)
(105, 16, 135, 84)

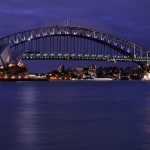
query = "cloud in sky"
(0, 0, 149, 48)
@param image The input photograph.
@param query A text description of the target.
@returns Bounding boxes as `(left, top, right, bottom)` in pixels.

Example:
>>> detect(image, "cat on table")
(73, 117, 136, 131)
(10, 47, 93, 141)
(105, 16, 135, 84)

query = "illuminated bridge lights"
(20, 54, 150, 62)
(1, 25, 150, 66)
(21, 53, 148, 62)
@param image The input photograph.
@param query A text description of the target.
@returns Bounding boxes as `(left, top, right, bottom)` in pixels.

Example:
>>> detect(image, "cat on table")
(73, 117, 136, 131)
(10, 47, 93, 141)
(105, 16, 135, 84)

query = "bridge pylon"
(0, 45, 11, 68)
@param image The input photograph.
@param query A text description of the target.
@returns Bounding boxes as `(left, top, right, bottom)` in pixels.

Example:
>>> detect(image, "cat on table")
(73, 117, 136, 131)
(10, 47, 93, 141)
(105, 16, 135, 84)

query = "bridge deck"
(22, 53, 150, 62)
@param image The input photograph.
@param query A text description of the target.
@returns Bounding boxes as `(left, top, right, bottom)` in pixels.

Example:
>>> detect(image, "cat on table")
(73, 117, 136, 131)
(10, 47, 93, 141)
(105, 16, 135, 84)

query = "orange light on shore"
(49, 76, 58, 80)
(8, 64, 16, 67)
(11, 75, 16, 79)
(18, 62, 26, 67)
(4, 74, 8, 79)
(0, 65, 4, 69)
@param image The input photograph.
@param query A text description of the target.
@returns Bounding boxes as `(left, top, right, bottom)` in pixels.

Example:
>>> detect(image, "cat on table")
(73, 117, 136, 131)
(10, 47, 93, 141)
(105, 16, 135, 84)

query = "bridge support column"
(0, 45, 11, 68)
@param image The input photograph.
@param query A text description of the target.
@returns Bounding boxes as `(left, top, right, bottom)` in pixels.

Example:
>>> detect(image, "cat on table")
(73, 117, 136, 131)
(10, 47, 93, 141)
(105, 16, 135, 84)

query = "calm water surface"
(0, 81, 150, 150)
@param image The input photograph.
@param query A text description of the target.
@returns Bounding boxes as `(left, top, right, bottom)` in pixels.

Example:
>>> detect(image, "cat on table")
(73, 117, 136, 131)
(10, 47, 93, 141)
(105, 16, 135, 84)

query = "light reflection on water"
(15, 85, 39, 149)
(141, 90, 150, 149)
(0, 81, 150, 150)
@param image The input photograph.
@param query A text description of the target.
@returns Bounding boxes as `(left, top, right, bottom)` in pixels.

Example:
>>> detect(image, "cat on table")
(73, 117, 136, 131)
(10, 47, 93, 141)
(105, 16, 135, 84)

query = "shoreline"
(0, 78, 144, 82)
(0, 78, 48, 82)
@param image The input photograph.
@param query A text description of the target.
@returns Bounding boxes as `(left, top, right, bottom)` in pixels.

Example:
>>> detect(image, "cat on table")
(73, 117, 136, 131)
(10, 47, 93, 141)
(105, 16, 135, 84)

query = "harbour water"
(0, 81, 150, 150)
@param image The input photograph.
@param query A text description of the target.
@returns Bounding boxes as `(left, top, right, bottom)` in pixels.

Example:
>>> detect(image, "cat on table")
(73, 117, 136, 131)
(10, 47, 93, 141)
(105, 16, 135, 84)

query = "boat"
(92, 77, 113, 81)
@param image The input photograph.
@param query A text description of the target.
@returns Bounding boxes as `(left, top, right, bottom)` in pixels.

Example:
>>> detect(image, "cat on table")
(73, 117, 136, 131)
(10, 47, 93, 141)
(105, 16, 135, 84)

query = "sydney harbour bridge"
(0, 25, 150, 68)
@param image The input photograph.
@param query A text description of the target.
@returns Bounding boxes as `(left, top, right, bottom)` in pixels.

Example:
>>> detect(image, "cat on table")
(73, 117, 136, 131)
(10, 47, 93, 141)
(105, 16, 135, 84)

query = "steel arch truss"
(0, 26, 148, 64)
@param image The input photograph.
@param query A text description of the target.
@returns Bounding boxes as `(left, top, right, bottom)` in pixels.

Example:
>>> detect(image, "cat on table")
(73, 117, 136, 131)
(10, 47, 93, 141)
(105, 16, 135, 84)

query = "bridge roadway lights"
(21, 55, 150, 63)
(22, 56, 108, 61)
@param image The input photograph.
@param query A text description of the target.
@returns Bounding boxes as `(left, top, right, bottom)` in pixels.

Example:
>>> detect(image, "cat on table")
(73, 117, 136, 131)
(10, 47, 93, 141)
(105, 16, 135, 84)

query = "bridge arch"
(0, 26, 147, 66)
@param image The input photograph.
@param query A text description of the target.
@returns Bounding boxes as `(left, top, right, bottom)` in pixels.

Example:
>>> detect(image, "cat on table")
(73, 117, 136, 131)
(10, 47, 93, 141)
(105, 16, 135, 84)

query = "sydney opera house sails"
(0, 45, 11, 67)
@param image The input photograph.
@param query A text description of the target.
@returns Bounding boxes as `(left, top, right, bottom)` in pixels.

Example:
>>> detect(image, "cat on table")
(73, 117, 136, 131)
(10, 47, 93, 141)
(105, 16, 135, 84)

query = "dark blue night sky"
(0, 0, 150, 72)
(0, 0, 150, 48)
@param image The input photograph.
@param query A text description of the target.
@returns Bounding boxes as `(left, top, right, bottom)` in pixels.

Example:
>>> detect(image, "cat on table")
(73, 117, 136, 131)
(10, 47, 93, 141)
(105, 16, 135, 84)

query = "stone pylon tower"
(0, 45, 11, 67)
